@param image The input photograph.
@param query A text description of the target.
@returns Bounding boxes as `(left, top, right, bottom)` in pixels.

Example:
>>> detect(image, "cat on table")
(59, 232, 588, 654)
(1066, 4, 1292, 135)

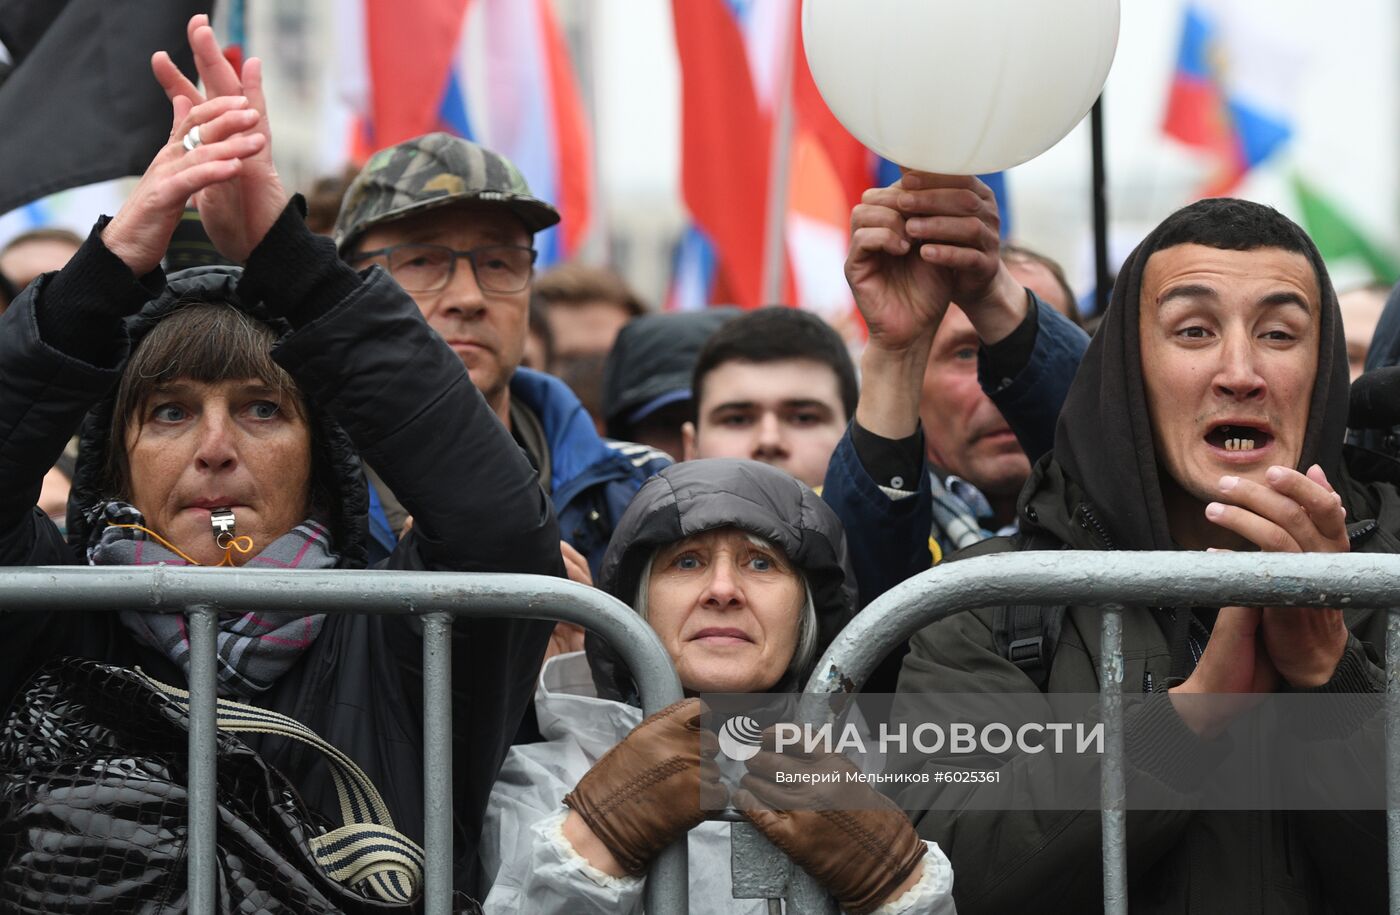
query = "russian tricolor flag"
(669, 0, 882, 321)
(1164, 1, 1297, 197)
(667, 0, 1012, 328)
(668, 0, 786, 311)
(338, 0, 593, 264)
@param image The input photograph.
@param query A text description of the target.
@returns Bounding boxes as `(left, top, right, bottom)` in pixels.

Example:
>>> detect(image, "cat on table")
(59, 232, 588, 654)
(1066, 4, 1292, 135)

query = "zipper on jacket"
(1348, 519, 1378, 546)
(1076, 504, 1116, 550)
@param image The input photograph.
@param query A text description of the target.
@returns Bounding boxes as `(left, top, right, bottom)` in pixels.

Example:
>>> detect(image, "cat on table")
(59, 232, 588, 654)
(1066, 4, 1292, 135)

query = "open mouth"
(1204, 423, 1274, 453)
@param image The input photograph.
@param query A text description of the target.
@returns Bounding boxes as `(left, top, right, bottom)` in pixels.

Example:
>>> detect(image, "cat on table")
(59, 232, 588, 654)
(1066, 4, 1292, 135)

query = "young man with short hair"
(682, 306, 857, 490)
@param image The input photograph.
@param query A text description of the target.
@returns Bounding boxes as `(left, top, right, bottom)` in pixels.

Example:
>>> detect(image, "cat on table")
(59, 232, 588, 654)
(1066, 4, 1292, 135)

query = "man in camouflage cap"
(335, 133, 560, 254)
(336, 132, 559, 428)
(334, 133, 668, 579)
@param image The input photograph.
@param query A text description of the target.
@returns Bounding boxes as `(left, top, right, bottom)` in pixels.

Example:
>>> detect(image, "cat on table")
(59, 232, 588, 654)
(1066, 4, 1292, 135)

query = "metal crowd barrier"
(722, 550, 1400, 914)
(11, 554, 1399, 914)
(0, 566, 689, 915)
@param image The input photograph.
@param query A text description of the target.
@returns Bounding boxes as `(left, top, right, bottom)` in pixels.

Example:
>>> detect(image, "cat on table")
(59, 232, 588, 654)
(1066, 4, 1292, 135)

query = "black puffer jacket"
(587, 458, 857, 701)
(0, 204, 562, 898)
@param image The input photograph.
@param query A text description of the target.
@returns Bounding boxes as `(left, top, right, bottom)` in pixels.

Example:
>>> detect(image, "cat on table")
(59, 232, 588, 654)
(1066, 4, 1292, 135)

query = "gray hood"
(587, 458, 857, 702)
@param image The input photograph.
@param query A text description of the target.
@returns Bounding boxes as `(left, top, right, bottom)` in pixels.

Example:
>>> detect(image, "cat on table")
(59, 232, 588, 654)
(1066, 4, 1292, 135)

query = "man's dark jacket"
(821, 295, 1089, 604)
(0, 207, 561, 898)
(897, 202, 1400, 914)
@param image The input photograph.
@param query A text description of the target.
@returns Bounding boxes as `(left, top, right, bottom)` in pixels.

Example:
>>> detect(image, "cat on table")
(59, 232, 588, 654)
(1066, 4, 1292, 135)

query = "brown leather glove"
(734, 743, 926, 915)
(563, 697, 727, 875)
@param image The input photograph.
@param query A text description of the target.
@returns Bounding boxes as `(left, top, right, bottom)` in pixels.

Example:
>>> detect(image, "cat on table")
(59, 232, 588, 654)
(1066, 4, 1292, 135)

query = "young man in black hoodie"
(883, 186, 1399, 913)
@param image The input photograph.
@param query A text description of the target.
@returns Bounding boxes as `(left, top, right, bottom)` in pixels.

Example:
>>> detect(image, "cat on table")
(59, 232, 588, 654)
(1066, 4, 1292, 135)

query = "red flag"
(671, 0, 772, 308)
(363, 0, 472, 150)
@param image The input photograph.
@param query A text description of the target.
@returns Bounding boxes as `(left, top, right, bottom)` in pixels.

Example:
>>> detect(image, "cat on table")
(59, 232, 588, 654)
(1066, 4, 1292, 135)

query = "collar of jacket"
(532, 652, 640, 758)
(510, 367, 655, 506)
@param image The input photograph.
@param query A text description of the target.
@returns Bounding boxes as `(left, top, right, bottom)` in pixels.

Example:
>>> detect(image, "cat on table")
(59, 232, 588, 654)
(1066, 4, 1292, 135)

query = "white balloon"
(802, 0, 1120, 174)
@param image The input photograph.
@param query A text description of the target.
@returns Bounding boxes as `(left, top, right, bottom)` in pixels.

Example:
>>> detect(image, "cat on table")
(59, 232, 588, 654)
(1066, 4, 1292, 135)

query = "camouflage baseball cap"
(333, 133, 561, 254)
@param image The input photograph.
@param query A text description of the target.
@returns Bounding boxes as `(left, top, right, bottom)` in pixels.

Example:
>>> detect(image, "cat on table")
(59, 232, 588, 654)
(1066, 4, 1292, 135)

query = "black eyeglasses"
(350, 243, 537, 294)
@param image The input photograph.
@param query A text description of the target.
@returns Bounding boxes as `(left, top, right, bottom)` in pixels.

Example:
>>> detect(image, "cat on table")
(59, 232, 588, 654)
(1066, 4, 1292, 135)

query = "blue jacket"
(822, 296, 1089, 606)
(369, 367, 668, 579)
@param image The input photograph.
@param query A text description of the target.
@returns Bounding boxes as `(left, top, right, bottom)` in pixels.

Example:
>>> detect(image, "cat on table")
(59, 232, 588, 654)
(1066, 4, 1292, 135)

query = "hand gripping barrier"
(12, 554, 1399, 914)
(0, 567, 689, 915)
(723, 551, 1400, 915)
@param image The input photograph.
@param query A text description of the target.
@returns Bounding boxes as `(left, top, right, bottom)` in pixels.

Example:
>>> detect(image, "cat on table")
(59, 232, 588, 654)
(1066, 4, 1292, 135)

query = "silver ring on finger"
(182, 125, 203, 152)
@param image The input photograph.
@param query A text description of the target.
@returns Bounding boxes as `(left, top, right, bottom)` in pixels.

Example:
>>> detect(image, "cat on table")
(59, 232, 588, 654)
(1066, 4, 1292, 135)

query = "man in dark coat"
(821, 172, 1089, 605)
(897, 195, 1400, 913)
(334, 134, 667, 578)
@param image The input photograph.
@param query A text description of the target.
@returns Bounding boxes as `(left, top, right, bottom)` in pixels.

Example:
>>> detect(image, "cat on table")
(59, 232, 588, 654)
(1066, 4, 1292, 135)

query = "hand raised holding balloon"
(846, 177, 952, 357)
(899, 172, 1031, 344)
(848, 172, 1030, 356)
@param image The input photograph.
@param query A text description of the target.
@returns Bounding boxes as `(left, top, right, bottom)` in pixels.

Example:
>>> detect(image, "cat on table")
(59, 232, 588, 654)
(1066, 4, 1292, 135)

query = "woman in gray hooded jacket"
(479, 458, 957, 914)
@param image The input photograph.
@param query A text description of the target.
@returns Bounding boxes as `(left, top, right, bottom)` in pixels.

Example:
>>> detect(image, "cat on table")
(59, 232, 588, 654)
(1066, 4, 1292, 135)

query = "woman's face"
(125, 377, 312, 566)
(645, 528, 804, 693)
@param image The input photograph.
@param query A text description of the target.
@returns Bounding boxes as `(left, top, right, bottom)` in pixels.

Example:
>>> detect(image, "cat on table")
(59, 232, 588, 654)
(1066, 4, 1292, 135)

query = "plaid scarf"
(929, 472, 1020, 558)
(88, 502, 338, 698)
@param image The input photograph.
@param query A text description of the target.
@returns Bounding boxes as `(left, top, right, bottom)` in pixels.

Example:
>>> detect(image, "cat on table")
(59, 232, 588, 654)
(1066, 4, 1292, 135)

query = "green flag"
(1292, 174, 1400, 284)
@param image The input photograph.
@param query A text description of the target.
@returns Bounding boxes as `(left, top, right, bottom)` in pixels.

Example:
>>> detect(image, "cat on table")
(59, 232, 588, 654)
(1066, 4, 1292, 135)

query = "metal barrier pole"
(422, 612, 454, 915)
(1387, 609, 1400, 913)
(1099, 604, 1127, 915)
(795, 552, 1400, 913)
(185, 603, 219, 915)
(4, 567, 689, 914)
(806, 552, 1400, 693)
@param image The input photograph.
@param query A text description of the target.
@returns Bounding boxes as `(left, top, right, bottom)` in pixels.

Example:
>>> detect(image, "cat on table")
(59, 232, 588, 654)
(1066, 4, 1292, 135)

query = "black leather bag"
(0, 657, 445, 914)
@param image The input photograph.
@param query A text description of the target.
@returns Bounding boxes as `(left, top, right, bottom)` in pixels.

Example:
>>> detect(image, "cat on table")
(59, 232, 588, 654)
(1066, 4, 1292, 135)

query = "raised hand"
(101, 94, 264, 277)
(849, 172, 1029, 354)
(150, 14, 288, 264)
(847, 172, 1031, 439)
(1206, 464, 1350, 687)
(847, 174, 957, 356)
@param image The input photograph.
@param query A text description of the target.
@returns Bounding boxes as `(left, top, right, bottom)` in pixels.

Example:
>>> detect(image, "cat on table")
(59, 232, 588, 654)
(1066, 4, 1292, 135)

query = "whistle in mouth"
(210, 508, 237, 549)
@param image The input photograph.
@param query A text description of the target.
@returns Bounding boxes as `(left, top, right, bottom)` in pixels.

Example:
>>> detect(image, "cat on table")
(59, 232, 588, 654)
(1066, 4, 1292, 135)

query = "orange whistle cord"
(107, 524, 257, 567)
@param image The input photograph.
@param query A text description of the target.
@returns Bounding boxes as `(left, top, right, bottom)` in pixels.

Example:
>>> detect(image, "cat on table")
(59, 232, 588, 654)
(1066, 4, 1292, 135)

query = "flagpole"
(761, 3, 798, 306)
(229, 0, 247, 49)
(1091, 95, 1110, 316)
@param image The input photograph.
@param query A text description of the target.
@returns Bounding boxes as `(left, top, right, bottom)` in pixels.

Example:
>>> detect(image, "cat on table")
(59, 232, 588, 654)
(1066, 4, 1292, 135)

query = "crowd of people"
(2, 15, 1399, 914)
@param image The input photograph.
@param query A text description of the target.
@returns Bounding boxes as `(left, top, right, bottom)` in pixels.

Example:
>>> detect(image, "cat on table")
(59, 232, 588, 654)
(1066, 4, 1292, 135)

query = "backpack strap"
(992, 531, 1067, 692)
(997, 604, 1066, 691)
